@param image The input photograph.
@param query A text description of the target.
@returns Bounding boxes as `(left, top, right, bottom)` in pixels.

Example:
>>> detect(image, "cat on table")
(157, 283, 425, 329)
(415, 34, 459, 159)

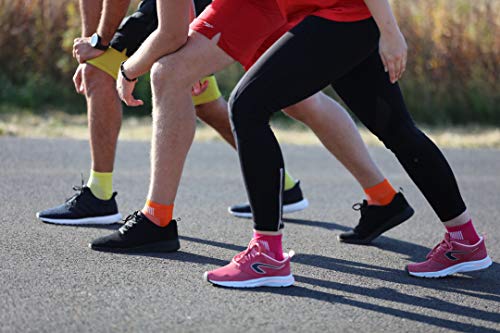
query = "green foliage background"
(0, 0, 498, 125)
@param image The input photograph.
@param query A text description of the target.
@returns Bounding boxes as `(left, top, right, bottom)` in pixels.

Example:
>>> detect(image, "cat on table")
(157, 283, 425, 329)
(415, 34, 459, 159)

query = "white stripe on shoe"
(408, 256, 492, 278)
(36, 213, 122, 225)
(228, 198, 309, 219)
(204, 273, 295, 288)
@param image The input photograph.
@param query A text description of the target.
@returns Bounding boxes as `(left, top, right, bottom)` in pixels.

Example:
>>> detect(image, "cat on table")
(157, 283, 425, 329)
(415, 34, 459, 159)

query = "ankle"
(141, 200, 174, 227)
(446, 220, 480, 244)
(253, 231, 284, 261)
(364, 179, 397, 206)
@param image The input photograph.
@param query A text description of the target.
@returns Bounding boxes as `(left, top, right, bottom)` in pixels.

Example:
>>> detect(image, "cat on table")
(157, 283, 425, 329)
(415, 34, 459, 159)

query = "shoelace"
(352, 201, 368, 212)
(65, 177, 86, 206)
(233, 240, 262, 266)
(426, 237, 452, 259)
(352, 201, 369, 231)
(119, 211, 141, 233)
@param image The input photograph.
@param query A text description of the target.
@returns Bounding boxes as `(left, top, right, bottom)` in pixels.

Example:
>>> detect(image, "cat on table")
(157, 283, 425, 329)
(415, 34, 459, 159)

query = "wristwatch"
(90, 33, 109, 50)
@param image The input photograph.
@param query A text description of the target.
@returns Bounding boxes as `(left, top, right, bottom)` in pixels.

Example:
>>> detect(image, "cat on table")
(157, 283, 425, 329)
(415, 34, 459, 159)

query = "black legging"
(229, 16, 466, 232)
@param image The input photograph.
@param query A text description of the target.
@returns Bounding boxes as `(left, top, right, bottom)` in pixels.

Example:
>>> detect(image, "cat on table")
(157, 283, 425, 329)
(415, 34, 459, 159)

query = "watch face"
(90, 33, 99, 48)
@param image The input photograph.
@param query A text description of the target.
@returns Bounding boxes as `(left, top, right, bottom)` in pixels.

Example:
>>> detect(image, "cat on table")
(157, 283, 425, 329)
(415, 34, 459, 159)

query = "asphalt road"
(1, 137, 499, 333)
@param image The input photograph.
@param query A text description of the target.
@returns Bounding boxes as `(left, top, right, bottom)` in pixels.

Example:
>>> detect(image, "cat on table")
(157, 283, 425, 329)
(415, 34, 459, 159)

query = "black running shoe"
(36, 185, 121, 225)
(338, 192, 414, 244)
(89, 211, 180, 253)
(228, 181, 309, 219)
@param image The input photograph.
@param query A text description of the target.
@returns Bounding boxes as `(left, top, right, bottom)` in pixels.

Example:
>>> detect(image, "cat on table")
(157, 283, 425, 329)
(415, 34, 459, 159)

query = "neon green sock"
(87, 170, 113, 200)
(284, 170, 296, 191)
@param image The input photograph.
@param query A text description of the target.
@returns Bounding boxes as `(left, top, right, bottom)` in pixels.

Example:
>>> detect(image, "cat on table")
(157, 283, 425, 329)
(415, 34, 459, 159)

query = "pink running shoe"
(204, 239, 295, 288)
(407, 233, 492, 278)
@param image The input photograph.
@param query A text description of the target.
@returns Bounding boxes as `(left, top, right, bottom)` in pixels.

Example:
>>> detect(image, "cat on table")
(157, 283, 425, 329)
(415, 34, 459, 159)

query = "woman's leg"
(229, 16, 379, 232)
(331, 50, 467, 223)
(331, 48, 489, 277)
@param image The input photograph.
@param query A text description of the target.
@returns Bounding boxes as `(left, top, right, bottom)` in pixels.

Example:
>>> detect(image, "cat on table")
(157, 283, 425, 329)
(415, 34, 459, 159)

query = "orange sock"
(141, 200, 174, 227)
(364, 179, 397, 206)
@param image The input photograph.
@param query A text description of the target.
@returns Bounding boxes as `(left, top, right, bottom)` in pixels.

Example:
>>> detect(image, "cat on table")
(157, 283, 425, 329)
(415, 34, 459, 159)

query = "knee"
(82, 64, 113, 95)
(283, 94, 322, 124)
(378, 120, 424, 153)
(150, 55, 191, 93)
(228, 88, 250, 131)
(150, 59, 172, 93)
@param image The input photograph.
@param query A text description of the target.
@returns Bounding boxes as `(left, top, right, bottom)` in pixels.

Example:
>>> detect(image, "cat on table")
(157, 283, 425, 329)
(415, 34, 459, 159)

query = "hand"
(378, 29, 407, 84)
(191, 79, 209, 96)
(73, 37, 105, 63)
(116, 70, 143, 107)
(73, 64, 86, 94)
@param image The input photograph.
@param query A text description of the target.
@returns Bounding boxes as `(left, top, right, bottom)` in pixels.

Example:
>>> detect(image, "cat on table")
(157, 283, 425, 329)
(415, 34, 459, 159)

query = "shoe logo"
(145, 206, 155, 216)
(445, 248, 477, 261)
(202, 21, 214, 29)
(251, 262, 285, 274)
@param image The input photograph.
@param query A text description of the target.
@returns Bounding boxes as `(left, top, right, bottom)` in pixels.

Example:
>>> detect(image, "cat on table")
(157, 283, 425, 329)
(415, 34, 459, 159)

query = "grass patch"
(1, 111, 499, 149)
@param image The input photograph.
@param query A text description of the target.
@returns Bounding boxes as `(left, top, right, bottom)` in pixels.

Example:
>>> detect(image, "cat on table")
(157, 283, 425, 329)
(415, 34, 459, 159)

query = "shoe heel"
(458, 256, 493, 273)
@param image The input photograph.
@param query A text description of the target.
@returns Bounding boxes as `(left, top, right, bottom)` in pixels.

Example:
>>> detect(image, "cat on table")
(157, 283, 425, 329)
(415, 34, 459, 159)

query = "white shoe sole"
(204, 273, 295, 288)
(408, 256, 492, 278)
(36, 212, 122, 225)
(228, 198, 309, 219)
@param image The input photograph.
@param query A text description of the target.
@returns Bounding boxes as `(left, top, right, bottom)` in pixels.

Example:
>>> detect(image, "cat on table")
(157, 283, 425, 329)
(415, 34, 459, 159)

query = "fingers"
(399, 52, 407, 80)
(199, 80, 209, 93)
(72, 69, 85, 94)
(191, 80, 209, 96)
(124, 97, 144, 107)
(386, 58, 397, 84)
(72, 72, 80, 93)
(120, 90, 143, 106)
(72, 38, 82, 59)
(379, 51, 388, 73)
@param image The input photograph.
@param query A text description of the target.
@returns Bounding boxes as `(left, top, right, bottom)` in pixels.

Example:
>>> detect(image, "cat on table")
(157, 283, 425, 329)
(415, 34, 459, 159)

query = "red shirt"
(276, 0, 372, 23)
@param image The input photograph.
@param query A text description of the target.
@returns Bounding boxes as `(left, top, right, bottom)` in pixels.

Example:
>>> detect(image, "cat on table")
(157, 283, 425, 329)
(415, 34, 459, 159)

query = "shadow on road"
(284, 217, 429, 262)
(242, 281, 500, 333)
(110, 221, 499, 332)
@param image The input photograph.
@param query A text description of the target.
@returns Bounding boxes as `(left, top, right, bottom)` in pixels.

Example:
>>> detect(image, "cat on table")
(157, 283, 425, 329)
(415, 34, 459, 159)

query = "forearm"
(97, 0, 131, 45)
(123, 0, 191, 78)
(363, 0, 401, 35)
(123, 30, 187, 78)
(79, 0, 103, 37)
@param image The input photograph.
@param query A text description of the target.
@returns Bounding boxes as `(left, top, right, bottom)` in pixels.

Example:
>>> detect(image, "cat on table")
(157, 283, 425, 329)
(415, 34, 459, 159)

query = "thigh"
(232, 16, 380, 113)
(331, 50, 414, 136)
(190, 0, 286, 69)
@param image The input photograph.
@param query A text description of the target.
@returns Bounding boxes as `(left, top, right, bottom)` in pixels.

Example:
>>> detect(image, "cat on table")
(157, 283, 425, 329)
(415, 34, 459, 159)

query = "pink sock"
(253, 232, 284, 261)
(446, 220, 480, 244)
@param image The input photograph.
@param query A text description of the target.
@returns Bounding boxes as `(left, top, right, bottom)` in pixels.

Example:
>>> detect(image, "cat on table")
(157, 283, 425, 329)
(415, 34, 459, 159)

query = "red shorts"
(190, 0, 301, 70)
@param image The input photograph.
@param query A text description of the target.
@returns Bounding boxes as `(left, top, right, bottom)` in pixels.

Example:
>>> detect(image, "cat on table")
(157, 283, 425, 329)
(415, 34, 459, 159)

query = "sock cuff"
(445, 220, 473, 232)
(90, 170, 113, 176)
(87, 170, 114, 200)
(142, 200, 174, 227)
(364, 179, 397, 206)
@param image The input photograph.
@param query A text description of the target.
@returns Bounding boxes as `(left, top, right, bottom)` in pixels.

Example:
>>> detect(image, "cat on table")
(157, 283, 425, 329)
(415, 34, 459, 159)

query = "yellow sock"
(284, 170, 296, 191)
(87, 170, 113, 200)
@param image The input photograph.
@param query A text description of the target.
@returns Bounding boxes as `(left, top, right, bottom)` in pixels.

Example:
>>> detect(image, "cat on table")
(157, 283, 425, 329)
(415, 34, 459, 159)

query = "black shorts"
(110, 0, 213, 56)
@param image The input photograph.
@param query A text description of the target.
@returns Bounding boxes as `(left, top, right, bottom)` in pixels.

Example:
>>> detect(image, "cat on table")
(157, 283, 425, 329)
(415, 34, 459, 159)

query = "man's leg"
(146, 32, 234, 205)
(89, 32, 236, 252)
(84, 64, 122, 175)
(36, 63, 122, 225)
(196, 97, 235, 148)
(283, 92, 383, 189)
